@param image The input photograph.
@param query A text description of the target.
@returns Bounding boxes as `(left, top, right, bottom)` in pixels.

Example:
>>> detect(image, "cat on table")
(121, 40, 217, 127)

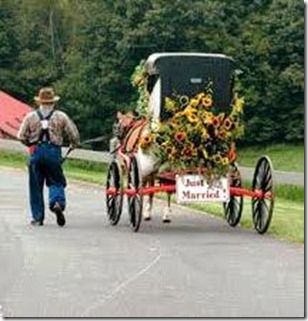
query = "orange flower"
(182, 146, 194, 158)
(175, 131, 186, 142)
(212, 116, 220, 128)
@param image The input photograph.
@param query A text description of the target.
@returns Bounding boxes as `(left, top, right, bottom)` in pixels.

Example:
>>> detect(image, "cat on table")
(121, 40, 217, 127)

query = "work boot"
(52, 202, 66, 227)
(30, 220, 43, 226)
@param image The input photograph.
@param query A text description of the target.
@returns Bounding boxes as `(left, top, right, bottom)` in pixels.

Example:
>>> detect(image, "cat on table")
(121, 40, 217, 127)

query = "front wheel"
(106, 160, 123, 225)
(127, 156, 143, 232)
(224, 163, 243, 227)
(252, 156, 274, 234)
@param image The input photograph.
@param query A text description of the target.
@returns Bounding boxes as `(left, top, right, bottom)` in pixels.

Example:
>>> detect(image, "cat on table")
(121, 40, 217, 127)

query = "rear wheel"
(224, 163, 243, 227)
(106, 161, 123, 225)
(127, 156, 143, 232)
(252, 156, 274, 234)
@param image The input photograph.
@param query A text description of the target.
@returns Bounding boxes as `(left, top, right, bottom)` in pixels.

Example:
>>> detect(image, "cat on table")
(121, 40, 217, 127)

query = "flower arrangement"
(131, 59, 245, 180)
(139, 83, 245, 180)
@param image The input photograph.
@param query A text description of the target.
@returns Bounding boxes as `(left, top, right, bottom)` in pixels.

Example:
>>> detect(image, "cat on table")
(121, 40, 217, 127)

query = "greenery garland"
(131, 60, 150, 117)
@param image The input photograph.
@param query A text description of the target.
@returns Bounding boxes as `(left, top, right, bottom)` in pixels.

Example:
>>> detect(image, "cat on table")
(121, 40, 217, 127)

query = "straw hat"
(34, 87, 60, 104)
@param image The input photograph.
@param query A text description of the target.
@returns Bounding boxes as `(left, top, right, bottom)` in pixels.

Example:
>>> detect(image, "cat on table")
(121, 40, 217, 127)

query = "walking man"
(18, 87, 80, 227)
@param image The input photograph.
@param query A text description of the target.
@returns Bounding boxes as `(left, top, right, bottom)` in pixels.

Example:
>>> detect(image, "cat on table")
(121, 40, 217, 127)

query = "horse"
(114, 111, 172, 223)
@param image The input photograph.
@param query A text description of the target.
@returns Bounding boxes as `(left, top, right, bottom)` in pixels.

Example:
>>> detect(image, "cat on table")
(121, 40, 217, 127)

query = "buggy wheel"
(106, 161, 123, 225)
(127, 156, 143, 232)
(224, 162, 243, 227)
(252, 156, 274, 234)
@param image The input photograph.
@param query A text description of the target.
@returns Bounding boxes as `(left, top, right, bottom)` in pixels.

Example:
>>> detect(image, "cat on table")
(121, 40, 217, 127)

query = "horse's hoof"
(162, 217, 171, 223)
(144, 216, 152, 221)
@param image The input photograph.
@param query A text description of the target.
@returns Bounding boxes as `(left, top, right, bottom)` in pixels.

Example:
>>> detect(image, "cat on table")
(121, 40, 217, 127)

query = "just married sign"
(176, 175, 229, 203)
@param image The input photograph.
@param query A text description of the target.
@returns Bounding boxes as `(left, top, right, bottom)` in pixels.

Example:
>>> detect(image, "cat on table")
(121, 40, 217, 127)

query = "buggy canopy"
(145, 53, 235, 120)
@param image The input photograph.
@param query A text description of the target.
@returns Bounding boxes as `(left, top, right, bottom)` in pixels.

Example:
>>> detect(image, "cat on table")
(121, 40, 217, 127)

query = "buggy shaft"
(106, 186, 273, 199)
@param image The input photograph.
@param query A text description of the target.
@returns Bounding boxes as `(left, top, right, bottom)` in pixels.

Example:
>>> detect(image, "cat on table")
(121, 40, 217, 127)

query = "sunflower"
(223, 117, 232, 130)
(221, 157, 229, 166)
(139, 134, 153, 149)
(202, 94, 213, 108)
(201, 111, 214, 125)
(213, 153, 223, 164)
(188, 114, 199, 123)
(190, 98, 200, 108)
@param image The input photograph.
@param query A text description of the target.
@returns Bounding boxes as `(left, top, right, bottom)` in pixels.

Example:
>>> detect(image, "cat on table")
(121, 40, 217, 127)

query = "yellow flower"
(201, 128, 210, 140)
(165, 97, 177, 112)
(201, 148, 209, 159)
(133, 75, 145, 87)
(213, 154, 223, 164)
(221, 157, 229, 166)
(202, 94, 213, 108)
(190, 98, 200, 108)
(201, 111, 214, 124)
(184, 107, 199, 123)
(195, 92, 205, 100)
(184, 106, 197, 115)
(233, 94, 244, 113)
(218, 113, 225, 123)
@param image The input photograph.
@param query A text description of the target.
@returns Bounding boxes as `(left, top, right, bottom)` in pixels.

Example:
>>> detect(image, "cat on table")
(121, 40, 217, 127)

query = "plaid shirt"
(18, 109, 80, 147)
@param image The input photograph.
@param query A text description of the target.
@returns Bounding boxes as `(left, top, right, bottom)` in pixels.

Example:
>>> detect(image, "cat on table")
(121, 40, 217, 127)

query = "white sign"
(176, 175, 229, 203)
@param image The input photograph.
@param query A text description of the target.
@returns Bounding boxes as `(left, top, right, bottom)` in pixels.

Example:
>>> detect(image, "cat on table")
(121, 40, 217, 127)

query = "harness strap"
(36, 109, 55, 143)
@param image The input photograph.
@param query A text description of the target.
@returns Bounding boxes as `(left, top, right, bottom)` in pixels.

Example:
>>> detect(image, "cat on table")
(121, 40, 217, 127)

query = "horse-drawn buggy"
(106, 53, 274, 233)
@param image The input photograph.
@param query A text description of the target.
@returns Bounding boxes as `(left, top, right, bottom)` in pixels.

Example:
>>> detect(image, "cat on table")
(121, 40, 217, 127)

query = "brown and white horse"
(115, 111, 172, 223)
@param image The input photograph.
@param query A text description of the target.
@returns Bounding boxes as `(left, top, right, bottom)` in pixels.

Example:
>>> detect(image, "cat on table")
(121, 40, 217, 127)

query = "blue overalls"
(28, 110, 66, 223)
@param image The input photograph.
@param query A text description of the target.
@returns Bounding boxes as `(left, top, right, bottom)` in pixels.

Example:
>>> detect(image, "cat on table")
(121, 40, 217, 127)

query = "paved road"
(0, 168, 304, 317)
(0, 138, 304, 186)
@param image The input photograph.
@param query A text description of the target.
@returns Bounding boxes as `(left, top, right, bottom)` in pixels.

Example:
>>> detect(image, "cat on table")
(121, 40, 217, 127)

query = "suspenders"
(36, 110, 55, 143)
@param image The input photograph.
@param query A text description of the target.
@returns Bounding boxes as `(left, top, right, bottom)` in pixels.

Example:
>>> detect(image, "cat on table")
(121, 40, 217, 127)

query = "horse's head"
(113, 111, 136, 140)
(116, 111, 135, 130)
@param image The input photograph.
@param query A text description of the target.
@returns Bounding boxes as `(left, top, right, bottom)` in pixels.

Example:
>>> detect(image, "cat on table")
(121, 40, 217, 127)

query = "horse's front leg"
(143, 175, 154, 221)
(162, 192, 172, 223)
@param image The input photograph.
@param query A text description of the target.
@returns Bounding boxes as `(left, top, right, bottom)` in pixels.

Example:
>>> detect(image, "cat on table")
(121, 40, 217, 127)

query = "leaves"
(0, 0, 304, 147)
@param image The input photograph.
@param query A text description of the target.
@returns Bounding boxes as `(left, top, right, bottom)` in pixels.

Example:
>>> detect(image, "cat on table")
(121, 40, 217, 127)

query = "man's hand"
(28, 145, 37, 155)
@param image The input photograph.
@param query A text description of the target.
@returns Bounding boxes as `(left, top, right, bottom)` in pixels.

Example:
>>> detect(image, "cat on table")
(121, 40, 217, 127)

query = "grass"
(187, 197, 304, 244)
(0, 148, 304, 243)
(237, 143, 304, 172)
(156, 178, 304, 244)
(0, 150, 108, 185)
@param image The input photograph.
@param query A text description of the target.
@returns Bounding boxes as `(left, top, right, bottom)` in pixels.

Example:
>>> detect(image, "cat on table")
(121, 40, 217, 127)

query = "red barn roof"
(0, 90, 32, 139)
